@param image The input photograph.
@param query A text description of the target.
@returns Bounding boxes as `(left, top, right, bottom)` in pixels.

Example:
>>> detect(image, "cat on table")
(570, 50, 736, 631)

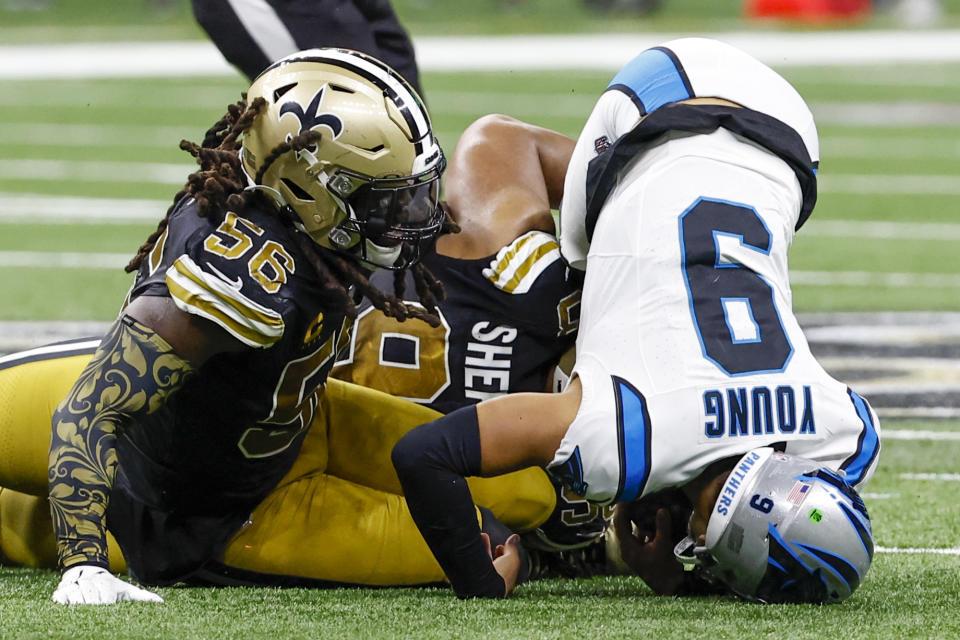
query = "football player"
(36, 47, 456, 605)
(192, 0, 423, 94)
(0, 87, 594, 595)
(393, 37, 881, 603)
(186, 113, 596, 587)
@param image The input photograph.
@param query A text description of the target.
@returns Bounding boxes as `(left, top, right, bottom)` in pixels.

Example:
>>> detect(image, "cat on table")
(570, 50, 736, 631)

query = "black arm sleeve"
(391, 405, 506, 598)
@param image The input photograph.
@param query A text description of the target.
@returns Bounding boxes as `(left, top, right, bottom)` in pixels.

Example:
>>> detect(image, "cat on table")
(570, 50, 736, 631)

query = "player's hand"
(52, 565, 164, 605)
(481, 532, 523, 596)
(614, 504, 685, 595)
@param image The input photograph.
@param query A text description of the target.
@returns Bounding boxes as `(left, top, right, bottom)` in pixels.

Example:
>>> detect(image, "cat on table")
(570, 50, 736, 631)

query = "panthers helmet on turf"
(241, 48, 445, 269)
(675, 447, 874, 604)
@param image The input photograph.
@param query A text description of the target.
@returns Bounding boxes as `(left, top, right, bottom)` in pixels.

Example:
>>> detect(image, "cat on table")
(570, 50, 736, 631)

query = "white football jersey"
(548, 124, 879, 506)
(560, 37, 819, 269)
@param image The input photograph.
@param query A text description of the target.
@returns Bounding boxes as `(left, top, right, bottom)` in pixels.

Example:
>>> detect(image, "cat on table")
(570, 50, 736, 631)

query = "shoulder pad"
(166, 254, 285, 348)
(482, 231, 562, 294)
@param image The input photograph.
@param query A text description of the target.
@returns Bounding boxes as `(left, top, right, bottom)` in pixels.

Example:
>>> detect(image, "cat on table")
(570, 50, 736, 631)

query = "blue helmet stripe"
(768, 524, 810, 571)
(767, 556, 787, 574)
(839, 502, 875, 561)
(755, 524, 830, 603)
(795, 542, 861, 593)
(806, 469, 871, 525)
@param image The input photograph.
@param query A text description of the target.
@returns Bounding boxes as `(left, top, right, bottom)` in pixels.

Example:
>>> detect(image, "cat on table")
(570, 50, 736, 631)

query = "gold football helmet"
(241, 48, 445, 269)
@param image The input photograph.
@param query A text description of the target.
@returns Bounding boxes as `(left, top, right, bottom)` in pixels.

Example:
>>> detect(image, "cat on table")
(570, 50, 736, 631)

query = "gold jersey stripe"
(166, 276, 282, 348)
(170, 256, 284, 331)
(166, 256, 284, 348)
(484, 231, 561, 294)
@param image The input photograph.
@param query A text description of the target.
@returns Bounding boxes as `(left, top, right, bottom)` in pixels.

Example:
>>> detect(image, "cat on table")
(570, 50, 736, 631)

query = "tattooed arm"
(48, 296, 243, 603)
(49, 315, 194, 570)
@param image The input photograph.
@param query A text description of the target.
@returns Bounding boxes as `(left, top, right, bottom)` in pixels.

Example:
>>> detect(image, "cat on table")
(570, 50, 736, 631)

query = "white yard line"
(790, 271, 960, 288)
(818, 174, 960, 196)
(0, 251, 131, 269)
(802, 219, 960, 241)
(0, 159, 190, 185)
(0, 193, 167, 223)
(0, 122, 199, 147)
(876, 546, 960, 555)
(883, 430, 960, 441)
(876, 407, 960, 419)
(811, 101, 960, 127)
(4, 31, 960, 78)
(900, 473, 960, 481)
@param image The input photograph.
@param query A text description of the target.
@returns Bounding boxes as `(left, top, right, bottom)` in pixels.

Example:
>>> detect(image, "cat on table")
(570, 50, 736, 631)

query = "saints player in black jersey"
(0, 83, 604, 596)
(333, 114, 582, 414)
(202, 115, 602, 587)
(39, 47, 455, 604)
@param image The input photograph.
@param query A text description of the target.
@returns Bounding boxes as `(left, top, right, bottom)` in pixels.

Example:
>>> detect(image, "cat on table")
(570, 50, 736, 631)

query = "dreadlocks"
(125, 94, 449, 327)
(125, 96, 262, 274)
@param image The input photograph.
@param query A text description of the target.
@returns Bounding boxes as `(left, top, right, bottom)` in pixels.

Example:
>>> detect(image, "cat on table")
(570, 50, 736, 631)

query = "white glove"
(52, 565, 164, 605)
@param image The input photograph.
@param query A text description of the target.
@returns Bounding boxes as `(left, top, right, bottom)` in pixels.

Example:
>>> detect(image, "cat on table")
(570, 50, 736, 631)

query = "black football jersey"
(109, 197, 347, 581)
(332, 231, 581, 415)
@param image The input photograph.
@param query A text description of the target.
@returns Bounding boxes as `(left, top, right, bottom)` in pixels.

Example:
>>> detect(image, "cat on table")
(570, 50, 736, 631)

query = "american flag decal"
(788, 481, 811, 505)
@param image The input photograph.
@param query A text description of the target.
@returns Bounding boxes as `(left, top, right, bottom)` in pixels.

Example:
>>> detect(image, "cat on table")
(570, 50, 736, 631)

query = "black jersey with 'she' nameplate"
(108, 196, 347, 584)
(332, 231, 581, 415)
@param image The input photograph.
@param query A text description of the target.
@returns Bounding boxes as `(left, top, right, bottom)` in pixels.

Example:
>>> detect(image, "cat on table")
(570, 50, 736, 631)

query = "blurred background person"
(192, 0, 423, 94)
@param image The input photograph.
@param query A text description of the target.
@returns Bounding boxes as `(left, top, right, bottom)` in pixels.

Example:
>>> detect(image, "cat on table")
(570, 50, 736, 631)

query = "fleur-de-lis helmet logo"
(278, 85, 344, 159)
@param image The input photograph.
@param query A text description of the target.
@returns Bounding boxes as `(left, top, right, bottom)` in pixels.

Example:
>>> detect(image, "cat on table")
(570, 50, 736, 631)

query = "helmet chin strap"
(362, 240, 402, 268)
(325, 229, 400, 268)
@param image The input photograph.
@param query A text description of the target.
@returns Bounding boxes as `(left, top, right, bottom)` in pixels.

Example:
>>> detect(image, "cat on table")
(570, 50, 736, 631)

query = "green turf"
(0, 224, 151, 253)
(0, 300, 951, 630)
(0, 424, 955, 639)
(1, 558, 959, 640)
(0, 269, 132, 321)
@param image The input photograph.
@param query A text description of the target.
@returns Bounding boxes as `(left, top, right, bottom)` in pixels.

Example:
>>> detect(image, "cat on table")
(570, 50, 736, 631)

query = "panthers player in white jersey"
(393, 38, 880, 603)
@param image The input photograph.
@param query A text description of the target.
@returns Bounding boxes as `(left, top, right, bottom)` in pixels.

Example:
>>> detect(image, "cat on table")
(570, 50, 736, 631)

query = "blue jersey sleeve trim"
(841, 389, 880, 486)
(607, 46, 693, 116)
(612, 376, 652, 502)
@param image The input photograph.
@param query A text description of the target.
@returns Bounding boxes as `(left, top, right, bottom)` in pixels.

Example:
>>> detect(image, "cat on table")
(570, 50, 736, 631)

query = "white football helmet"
(241, 48, 445, 269)
(675, 447, 874, 604)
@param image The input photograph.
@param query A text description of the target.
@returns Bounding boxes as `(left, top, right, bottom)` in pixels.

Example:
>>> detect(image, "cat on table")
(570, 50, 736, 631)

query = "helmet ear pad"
(701, 448, 873, 604)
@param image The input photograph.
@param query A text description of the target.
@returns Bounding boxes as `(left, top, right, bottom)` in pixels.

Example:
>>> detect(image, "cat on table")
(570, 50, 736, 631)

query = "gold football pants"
(0, 347, 555, 584)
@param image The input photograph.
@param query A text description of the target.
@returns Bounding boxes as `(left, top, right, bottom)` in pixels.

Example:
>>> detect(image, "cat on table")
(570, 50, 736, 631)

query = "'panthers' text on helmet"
(241, 48, 445, 269)
(676, 447, 874, 604)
